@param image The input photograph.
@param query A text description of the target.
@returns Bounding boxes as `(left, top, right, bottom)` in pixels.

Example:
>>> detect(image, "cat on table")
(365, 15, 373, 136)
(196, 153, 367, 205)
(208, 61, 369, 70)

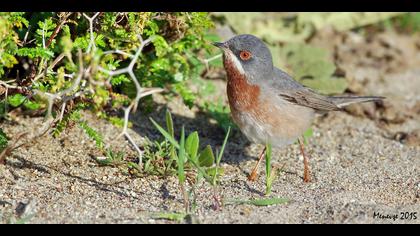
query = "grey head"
(213, 34, 274, 84)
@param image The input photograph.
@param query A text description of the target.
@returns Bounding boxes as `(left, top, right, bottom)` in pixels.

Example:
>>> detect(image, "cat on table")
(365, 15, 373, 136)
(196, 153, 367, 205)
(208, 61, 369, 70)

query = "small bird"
(213, 34, 384, 182)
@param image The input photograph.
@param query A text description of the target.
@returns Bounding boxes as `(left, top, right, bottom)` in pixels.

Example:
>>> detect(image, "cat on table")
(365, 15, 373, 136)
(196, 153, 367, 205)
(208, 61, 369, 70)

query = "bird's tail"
(330, 96, 385, 108)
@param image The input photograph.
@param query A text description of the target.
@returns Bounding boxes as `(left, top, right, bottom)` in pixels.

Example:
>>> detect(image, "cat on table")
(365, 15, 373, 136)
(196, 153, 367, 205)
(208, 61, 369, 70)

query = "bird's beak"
(212, 42, 228, 49)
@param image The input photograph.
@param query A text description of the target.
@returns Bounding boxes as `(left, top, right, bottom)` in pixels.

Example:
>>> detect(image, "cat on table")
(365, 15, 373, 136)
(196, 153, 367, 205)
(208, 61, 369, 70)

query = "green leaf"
(173, 83, 196, 109)
(51, 106, 82, 138)
(216, 126, 231, 165)
(7, 94, 26, 107)
(150, 118, 179, 149)
(165, 110, 174, 138)
(23, 100, 41, 110)
(185, 131, 199, 162)
(265, 142, 273, 195)
(95, 33, 106, 48)
(151, 35, 170, 57)
(206, 167, 225, 178)
(303, 128, 313, 145)
(60, 35, 73, 55)
(78, 121, 104, 150)
(152, 212, 188, 222)
(198, 145, 215, 167)
(211, 126, 231, 185)
(0, 53, 18, 69)
(73, 35, 89, 50)
(226, 197, 289, 207)
(108, 116, 127, 128)
(17, 47, 54, 59)
(110, 74, 130, 86)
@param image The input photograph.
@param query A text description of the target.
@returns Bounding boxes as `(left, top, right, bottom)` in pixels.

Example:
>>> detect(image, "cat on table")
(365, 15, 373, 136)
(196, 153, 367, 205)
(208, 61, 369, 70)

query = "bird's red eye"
(239, 51, 252, 61)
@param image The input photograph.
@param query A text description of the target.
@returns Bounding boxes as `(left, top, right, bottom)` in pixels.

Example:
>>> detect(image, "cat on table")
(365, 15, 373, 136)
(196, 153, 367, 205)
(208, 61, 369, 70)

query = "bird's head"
(213, 34, 274, 83)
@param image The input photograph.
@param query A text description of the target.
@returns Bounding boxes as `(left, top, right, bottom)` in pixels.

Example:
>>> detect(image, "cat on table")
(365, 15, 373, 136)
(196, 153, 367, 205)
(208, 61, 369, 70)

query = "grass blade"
(265, 142, 273, 195)
(226, 197, 289, 207)
(213, 126, 231, 185)
(178, 126, 186, 183)
(216, 126, 231, 165)
(150, 118, 180, 149)
(165, 109, 174, 138)
(152, 212, 188, 222)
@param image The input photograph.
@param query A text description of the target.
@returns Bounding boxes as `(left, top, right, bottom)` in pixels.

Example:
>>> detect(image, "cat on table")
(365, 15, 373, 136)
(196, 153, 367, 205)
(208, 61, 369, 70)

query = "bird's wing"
(278, 89, 341, 111)
(268, 68, 341, 112)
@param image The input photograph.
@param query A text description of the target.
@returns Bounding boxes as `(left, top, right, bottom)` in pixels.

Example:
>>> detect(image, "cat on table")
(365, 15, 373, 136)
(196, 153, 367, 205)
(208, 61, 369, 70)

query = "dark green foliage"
(0, 13, 28, 76)
(0, 128, 8, 153)
(78, 121, 105, 150)
(51, 103, 85, 137)
(1, 12, 216, 123)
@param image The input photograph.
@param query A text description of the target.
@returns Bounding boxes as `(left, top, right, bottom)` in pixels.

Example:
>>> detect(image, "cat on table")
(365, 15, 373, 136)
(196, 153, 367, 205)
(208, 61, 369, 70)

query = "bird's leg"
(248, 146, 267, 181)
(298, 137, 311, 183)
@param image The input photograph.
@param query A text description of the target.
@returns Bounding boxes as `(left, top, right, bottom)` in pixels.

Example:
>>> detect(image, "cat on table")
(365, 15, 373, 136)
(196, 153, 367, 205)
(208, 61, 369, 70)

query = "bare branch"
(119, 107, 143, 163)
(201, 53, 222, 72)
(23, 25, 31, 45)
(99, 35, 165, 165)
(42, 20, 46, 49)
(103, 49, 134, 59)
(83, 12, 101, 53)
(33, 49, 84, 119)
(46, 12, 73, 48)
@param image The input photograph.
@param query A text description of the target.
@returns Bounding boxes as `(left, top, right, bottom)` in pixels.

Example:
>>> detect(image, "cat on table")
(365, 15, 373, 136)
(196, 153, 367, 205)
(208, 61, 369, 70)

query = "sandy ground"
(0, 92, 419, 224)
(1, 27, 420, 224)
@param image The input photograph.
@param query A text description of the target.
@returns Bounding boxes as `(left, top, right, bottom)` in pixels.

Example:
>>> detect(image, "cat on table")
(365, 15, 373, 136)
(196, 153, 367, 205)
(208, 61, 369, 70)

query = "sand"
(0, 96, 419, 224)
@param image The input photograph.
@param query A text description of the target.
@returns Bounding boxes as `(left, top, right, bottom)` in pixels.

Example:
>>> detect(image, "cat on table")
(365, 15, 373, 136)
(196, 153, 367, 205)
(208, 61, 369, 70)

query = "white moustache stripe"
(225, 50, 245, 75)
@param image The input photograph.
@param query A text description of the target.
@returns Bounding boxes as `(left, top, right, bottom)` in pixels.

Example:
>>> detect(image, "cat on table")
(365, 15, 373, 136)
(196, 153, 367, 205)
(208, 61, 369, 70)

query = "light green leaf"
(198, 145, 214, 167)
(226, 197, 289, 207)
(265, 142, 273, 195)
(216, 126, 230, 165)
(152, 212, 188, 222)
(16, 47, 54, 59)
(303, 128, 313, 145)
(7, 94, 26, 107)
(23, 100, 41, 110)
(185, 131, 199, 162)
(206, 167, 225, 178)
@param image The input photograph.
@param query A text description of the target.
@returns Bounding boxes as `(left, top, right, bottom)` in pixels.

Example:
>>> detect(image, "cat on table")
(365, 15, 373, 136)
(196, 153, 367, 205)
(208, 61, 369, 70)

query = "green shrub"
(0, 12, 216, 124)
